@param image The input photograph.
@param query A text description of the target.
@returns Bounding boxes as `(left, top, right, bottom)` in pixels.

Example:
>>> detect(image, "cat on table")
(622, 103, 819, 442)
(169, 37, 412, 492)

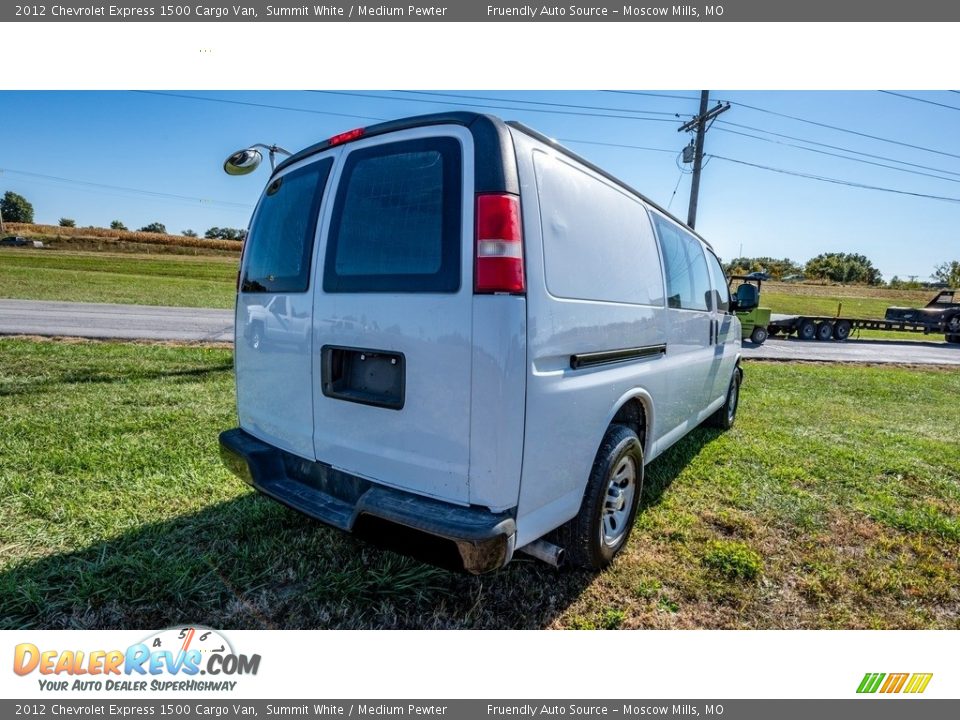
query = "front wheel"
(560, 424, 644, 570)
(750, 326, 768, 345)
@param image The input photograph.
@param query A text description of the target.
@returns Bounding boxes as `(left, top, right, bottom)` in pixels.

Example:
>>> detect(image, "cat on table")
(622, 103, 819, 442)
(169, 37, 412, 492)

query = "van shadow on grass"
(0, 430, 718, 631)
(0, 362, 234, 398)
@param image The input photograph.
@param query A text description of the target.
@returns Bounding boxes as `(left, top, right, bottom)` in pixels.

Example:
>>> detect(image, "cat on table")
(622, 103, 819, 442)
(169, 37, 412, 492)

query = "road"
(742, 336, 959, 365)
(1, 299, 958, 365)
(0, 299, 233, 343)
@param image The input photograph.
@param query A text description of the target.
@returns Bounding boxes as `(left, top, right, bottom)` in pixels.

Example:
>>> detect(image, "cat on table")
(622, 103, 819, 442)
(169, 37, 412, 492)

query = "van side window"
(324, 137, 462, 293)
(705, 251, 730, 312)
(242, 158, 333, 294)
(653, 216, 710, 311)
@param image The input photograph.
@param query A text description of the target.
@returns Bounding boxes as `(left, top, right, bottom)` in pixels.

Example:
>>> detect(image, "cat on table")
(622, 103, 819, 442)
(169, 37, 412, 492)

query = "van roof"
(274, 111, 711, 250)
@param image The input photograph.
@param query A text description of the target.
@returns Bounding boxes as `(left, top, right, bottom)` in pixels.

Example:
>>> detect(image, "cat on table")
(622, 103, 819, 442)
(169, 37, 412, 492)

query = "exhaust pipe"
(519, 539, 565, 568)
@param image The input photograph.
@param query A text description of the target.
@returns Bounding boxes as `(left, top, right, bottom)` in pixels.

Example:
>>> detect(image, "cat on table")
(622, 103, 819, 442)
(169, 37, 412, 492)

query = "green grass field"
(1, 338, 957, 629)
(0, 249, 237, 309)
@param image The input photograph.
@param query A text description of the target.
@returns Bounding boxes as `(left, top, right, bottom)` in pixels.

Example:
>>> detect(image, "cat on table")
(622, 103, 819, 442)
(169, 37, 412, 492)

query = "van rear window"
(323, 137, 462, 293)
(242, 159, 332, 294)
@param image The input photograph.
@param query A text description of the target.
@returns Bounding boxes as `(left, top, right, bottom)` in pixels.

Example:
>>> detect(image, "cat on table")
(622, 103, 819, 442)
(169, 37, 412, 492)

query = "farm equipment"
(728, 275, 772, 345)
(767, 289, 960, 343)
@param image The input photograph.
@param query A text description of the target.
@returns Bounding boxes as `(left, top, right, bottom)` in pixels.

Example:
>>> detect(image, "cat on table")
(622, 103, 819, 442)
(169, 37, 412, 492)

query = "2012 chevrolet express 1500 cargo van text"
(219, 112, 743, 574)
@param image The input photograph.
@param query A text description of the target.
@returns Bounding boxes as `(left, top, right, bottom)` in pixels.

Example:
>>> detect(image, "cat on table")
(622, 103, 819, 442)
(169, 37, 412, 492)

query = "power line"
(134, 90, 388, 122)
(715, 120, 960, 178)
(556, 138, 676, 154)
(714, 126, 960, 184)
(878, 90, 960, 112)
(307, 90, 680, 124)
(0, 168, 252, 210)
(719, 98, 960, 160)
(603, 90, 701, 101)
(707, 155, 960, 204)
(395, 90, 679, 117)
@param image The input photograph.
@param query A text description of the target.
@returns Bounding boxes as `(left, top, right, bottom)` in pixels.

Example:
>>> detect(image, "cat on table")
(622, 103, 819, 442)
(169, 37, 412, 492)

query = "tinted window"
(242, 159, 332, 294)
(705, 251, 730, 312)
(324, 137, 462, 293)
(653, 216, 710, 311)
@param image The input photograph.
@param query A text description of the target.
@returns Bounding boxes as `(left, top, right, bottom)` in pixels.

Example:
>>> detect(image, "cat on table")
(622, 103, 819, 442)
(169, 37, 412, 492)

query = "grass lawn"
(1, 338, 958, 629)
(0, 249, 236, 309)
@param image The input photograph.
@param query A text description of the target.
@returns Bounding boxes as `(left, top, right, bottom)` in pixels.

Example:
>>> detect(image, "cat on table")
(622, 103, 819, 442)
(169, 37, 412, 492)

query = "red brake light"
(328, 127, 365, 146)
(475, 193, 525, 294)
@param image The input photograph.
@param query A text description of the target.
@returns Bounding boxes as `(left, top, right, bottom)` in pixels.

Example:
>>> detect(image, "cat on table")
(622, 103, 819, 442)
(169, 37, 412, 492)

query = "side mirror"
(223, 148, 263, 176)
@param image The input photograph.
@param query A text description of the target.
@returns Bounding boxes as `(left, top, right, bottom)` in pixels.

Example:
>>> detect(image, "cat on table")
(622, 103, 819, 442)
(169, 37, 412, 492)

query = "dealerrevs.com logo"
(857, 673, 933, 694)
(13, 627, 261, 693)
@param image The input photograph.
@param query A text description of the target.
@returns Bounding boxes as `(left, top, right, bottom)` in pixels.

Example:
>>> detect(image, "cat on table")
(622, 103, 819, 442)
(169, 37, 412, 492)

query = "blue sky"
(1, 90, 958, 281)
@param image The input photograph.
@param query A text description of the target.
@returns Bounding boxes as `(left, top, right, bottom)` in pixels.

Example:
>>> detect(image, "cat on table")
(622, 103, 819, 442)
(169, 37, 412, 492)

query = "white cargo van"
(220, 112, 743, 574)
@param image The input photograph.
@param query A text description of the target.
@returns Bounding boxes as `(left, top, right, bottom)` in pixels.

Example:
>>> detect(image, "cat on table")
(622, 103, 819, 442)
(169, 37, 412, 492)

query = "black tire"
(560, 424, 644, 571)
(750, 326, 768, 345)
(945, 313, 960, 336)
(797, 319, 816, 341)
(946, 334, 960, 344)
(833, 320, 852, 341)
(707, 365, 742, 430)
(815, 321, 833, 341)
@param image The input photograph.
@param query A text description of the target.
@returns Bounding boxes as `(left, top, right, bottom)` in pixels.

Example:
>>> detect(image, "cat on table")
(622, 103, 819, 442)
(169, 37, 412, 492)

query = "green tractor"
(728, 275, 772, 345)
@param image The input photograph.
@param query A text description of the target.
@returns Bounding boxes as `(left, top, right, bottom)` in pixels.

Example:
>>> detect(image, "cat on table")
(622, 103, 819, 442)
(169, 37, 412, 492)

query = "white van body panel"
(235, 148, 343, 460)
(309, 125, 477, 506)
(467, 295, 527, 512)
(511, 131, 675, 546)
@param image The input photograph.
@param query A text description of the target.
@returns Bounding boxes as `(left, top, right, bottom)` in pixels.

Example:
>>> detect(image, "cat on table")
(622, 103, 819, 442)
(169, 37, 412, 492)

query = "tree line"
(1, 191, 246, 241)
(727, 252, 959, 288)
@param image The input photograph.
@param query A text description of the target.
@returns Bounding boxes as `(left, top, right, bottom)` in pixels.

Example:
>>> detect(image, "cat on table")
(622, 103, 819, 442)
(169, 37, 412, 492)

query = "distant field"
(0, 248, 948, 344)
(0, 249, 236, 308)
(754, 283, 946, 342)
(762, 282, 934, 318)
(1, 339, 958, 629)
(6, 223, 243, 254)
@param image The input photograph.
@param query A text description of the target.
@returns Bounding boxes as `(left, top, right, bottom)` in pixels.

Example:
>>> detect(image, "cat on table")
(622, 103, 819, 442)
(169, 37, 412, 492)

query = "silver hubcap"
(601, 456, 637, 547)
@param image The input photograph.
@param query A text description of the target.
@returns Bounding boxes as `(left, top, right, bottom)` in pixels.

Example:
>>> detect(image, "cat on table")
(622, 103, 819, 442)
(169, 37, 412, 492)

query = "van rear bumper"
(219, 428, 516, 574)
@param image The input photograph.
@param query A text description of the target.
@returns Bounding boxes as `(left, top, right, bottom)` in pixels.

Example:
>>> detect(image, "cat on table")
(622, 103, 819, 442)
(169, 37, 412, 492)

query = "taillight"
(474, 193, 525, 294)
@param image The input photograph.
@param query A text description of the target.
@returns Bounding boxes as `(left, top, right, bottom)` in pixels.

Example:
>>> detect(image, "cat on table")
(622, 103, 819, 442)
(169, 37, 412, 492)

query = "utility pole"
(678, 91, 730, 229)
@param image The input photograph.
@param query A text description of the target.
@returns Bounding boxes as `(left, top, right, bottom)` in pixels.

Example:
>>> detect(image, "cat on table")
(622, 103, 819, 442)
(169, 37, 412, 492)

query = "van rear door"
(311, 126, 475, 505)
(235, 154, 336, 459)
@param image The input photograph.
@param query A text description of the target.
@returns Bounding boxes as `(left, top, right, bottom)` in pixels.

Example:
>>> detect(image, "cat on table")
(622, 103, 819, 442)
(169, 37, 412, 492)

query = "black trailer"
(767, 289, 960, 343)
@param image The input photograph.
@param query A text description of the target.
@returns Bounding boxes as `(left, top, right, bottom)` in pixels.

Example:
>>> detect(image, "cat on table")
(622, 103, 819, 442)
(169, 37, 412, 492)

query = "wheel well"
(611, 398, 647, 451)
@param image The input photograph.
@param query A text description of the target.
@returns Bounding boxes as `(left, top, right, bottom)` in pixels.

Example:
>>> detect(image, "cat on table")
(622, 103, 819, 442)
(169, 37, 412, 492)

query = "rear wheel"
(815, 321, 834, 341)
(798, 319, 816, 341)
(946, 334, 960, 344)
(560, 424, 644, 570)
(750, 326, 768, 345)
(946, 313, 960, 337)
(833, 320, 852, 341)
